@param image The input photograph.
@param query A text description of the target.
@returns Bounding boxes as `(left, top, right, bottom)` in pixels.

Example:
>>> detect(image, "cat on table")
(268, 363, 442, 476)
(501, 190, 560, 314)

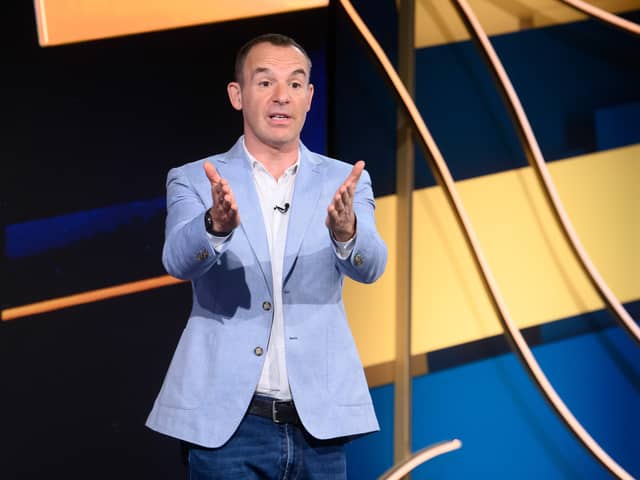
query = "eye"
(291, 81, 303, 89)
(258, 80, 271, 87)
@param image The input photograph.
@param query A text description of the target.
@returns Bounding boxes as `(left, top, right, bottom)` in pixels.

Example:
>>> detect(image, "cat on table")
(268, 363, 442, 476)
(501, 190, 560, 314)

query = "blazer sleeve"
(334, 169, 387, 284)
(161, 166, 230, 280)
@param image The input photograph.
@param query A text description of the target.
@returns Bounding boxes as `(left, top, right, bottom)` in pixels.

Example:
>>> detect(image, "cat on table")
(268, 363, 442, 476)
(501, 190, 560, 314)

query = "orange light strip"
(1, 275, 185, 322)
(32, 0, 329, 47)
(558, 0, 640, 35)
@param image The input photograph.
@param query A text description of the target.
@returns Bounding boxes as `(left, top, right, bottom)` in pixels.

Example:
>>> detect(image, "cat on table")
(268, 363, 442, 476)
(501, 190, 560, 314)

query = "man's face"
(228, 42, 314, 152)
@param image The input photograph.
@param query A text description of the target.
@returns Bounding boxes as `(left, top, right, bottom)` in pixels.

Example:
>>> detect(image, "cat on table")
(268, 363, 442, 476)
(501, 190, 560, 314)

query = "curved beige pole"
(558, 0, 640, 35)
(338, 0, 634, 478)
(378, 439, 462, 480)
(450, 0, 640, 345)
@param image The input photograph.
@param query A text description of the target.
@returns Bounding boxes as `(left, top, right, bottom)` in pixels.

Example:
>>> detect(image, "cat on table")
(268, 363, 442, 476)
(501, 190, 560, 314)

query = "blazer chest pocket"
(157, 326, 216, 410)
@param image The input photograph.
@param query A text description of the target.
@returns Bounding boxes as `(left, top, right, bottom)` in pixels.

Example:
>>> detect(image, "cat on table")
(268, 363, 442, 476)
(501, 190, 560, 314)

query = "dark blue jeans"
(187, 413, 347, 479)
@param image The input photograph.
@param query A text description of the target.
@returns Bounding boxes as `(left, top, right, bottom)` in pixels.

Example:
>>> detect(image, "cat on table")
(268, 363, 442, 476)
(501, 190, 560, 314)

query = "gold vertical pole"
(394, 0, 416, 476)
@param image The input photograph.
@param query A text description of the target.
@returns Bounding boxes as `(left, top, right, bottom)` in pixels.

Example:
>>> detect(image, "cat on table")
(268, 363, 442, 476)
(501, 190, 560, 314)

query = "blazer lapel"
(216, 139, 273, 296)
(283, 145, 324, 280)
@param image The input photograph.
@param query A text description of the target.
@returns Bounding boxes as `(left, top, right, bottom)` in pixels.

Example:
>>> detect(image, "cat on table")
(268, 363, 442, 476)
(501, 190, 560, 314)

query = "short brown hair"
(234, 33, 312, 84)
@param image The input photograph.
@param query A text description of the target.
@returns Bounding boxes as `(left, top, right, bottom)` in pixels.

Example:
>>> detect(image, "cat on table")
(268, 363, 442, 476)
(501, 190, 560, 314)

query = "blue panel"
(4, 197, 167, 305)
(6, 197, 166, 259)
(345, 384, 395, 479)
(301, 46, 327, 155)
(595, 102, 640, 150)
(414, 40, 527, 186)
(347, 325, 640, 478)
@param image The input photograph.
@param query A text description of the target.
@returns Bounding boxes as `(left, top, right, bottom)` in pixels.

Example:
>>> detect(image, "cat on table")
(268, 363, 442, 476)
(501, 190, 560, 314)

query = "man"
(146, 33, 387, 479)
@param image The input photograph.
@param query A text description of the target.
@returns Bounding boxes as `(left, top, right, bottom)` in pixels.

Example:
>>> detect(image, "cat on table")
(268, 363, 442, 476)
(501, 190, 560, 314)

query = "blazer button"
(354, 253, 364, 266)
(262, 301, 272, 311)
(254, 346, 264, 356)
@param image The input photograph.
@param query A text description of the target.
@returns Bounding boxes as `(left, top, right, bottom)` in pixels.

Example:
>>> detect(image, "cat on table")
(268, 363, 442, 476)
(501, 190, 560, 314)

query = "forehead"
(243, 42, 310, 77)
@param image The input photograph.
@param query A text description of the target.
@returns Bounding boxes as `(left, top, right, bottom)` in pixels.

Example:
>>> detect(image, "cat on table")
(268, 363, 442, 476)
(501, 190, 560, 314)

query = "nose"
(272, 83, 290, 104)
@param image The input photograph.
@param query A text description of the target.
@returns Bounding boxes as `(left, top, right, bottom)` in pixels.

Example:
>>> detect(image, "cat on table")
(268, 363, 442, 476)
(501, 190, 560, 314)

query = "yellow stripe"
(345, 144, 640, 367)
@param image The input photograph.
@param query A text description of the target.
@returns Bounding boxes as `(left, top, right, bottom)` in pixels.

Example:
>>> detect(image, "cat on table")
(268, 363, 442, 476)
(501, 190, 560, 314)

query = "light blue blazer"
(146, 137, 388, 448)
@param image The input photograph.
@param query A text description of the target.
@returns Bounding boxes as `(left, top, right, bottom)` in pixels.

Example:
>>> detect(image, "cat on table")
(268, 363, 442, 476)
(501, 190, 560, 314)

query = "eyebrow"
(251, 67, 308, 79)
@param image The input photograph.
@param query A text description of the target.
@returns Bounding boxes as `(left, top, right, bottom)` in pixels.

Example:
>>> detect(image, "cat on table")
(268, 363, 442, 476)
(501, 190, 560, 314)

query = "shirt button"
(354, 253, 364, 266)
(254, 346, 264, 356)
(262, 301, 272, 311)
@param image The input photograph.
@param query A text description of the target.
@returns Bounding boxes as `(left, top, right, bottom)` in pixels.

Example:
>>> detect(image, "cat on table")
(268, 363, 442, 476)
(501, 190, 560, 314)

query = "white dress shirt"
(208, 138, 355, 400)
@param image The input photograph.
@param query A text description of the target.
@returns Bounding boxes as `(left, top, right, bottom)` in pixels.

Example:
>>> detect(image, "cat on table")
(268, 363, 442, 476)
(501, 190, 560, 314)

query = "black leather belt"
(248, 395, 300, 425)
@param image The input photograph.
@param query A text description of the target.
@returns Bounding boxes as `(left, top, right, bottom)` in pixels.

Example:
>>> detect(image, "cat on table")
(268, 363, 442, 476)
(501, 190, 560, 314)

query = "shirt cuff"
(207, 231, 233, 252)
(332, 233, 356, 260)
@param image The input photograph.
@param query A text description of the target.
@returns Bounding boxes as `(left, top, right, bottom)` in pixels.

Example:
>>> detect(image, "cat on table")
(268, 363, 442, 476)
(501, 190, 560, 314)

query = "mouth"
(268, 113, 291, 120)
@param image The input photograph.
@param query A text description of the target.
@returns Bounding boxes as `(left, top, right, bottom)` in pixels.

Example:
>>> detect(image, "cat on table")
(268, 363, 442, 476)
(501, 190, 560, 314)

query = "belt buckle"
(271, 401, 282, 424)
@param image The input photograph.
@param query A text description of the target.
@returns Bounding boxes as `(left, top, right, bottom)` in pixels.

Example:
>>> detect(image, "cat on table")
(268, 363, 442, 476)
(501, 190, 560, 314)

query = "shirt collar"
(241, 136, 300, 176)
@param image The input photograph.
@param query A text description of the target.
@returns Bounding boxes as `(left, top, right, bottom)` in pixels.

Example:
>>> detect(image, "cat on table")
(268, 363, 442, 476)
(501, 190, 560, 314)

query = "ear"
(306, 83, 314, 112)
(227, 82, 242, 111)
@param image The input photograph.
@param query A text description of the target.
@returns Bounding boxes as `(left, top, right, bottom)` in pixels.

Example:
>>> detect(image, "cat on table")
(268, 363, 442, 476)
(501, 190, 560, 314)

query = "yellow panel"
(345, 144, 640, 368)
(414, 0, 640, 49)
(34, 0, 328, 46)
(344, 195, 398, 367)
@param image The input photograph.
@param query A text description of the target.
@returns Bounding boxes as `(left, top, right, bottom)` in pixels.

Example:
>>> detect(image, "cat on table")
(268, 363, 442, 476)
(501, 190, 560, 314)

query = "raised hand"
(326, 160, 365, 242)
(204, 162, 240, 234)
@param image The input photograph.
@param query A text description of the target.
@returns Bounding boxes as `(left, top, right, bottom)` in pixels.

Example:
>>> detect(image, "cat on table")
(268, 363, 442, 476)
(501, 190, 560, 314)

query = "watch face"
(204, 210, 213, 233)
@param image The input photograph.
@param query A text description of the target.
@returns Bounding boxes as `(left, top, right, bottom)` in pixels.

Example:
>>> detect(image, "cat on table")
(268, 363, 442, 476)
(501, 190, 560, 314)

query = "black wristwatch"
(204, 210, 230, 237)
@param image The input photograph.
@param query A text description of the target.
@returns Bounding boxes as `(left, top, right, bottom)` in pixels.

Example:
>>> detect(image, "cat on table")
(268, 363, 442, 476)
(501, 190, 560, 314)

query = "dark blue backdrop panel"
(595, 101, 640, 150)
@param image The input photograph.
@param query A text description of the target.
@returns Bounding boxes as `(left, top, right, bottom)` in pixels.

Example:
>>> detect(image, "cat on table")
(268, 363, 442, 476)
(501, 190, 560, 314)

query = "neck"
(244, 135, 299, 180)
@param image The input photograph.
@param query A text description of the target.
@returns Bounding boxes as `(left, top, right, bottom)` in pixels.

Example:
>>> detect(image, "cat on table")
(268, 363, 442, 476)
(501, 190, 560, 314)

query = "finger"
(348, 175, 358, 194)
(345, 160, 365, 186)
(220, 181, 236, 201)
(223, 192, 235, 205)
(213, 181, 234, 205)
(332, 192, 345, 214)
(212, 184, 226, 206)
(342, 181, 354, 197)
(340, 187, 353, 211)
(214, 179, 229, 194)
(223, 202, 240, 224)
(212, 192, 229, 214)
(204, 162, 222, 184)
(326, 205, 340, 226)
(213, 201, 237, 223)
